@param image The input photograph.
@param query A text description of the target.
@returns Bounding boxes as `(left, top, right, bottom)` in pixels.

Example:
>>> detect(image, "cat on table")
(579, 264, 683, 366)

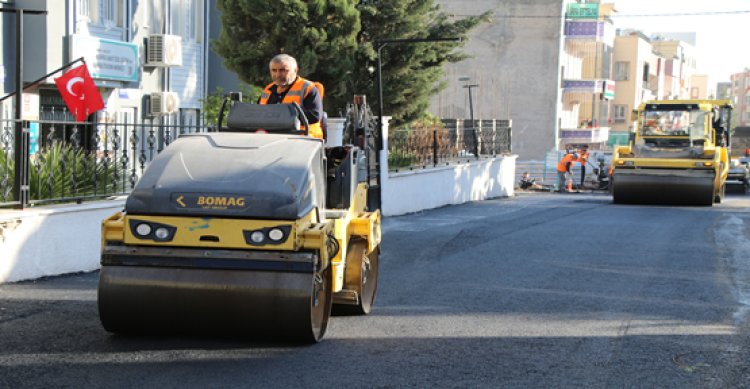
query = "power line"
(613, 10, 750, 17)
(449, 10, 750, 19)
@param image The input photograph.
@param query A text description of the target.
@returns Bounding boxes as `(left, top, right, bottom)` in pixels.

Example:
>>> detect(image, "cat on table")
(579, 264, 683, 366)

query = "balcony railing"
(388, 119, 512, 172)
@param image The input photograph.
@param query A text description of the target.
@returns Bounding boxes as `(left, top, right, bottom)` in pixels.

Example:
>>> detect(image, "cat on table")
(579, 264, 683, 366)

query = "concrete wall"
(382, 156, 516, 216)
(430, 0, 565, 161)
(0, 154, 516, 283)
(0, 200, 124, 283)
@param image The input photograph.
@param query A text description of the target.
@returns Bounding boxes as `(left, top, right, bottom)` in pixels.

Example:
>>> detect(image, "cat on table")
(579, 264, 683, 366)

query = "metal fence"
(1, 111, 512, 208)
(1, 112, 208, 209)
(388, 119, 512, 172)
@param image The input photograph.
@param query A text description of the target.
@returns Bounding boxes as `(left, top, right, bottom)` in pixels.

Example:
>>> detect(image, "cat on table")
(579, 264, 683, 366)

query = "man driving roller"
(258, 54, 324, 139)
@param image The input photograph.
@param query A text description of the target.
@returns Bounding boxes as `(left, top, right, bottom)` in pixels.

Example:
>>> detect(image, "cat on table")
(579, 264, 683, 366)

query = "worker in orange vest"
(259, 54, 324, 139)
(577, 144, 590, 188)
(557, 152, 579, 192)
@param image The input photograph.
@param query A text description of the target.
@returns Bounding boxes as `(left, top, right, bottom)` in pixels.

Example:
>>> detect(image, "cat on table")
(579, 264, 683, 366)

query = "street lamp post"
(459, 77, 479, 157)
(464, 84, 480, 157)
(373, 36, 460, 209)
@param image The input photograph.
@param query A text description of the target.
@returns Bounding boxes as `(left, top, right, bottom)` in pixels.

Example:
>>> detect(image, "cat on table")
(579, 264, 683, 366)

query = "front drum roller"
(612, 169, 715, 206)
(98, 246, 332, 343)
(334, 239, 379, 315)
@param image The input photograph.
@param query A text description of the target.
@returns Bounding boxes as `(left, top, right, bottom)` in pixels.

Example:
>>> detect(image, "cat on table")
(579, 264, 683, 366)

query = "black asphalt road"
(1, 192, 749, 388)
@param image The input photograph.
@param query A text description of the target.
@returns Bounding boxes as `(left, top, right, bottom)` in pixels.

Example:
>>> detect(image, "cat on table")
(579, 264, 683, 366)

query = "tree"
(354, 0, 490, 125)
(214, 0, 361, 113)
(213, 0, 489, 125)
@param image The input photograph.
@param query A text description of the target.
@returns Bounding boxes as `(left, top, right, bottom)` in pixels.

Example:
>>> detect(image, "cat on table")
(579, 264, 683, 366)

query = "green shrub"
(0, 143, 127, 203)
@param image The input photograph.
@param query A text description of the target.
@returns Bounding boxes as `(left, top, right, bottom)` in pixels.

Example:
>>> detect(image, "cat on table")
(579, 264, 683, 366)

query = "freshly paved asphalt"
(1, 191, 749, 388)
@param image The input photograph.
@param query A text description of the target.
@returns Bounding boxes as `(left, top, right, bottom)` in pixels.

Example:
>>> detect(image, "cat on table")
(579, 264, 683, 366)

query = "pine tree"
(213, 0, 361, 112)
(354, 0, 489, 125)
(213, 0, 489, 125)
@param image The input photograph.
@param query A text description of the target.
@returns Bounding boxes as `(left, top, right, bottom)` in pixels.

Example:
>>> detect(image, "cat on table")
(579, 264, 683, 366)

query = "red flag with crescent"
(54, 64, 105, 121)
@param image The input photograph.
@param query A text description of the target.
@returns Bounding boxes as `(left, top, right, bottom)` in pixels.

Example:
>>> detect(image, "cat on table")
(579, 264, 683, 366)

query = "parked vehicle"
(727, 157, 750, 193)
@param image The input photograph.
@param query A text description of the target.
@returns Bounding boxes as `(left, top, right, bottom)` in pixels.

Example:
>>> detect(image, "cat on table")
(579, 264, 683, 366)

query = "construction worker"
(577, 144, 590, 188)
(557, 152, 579, 192)
(259, 54, 324, 139)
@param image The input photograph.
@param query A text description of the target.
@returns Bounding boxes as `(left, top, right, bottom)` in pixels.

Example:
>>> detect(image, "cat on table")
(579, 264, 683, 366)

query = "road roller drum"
(610, 99, 733, 206)
(98, 96, 381, 342)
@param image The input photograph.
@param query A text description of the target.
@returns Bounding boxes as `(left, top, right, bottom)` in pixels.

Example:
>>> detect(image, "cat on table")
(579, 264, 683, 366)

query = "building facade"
(430, 0, 567, 161)
(730, 69, 750, 127)
(1, 0, 209, 132)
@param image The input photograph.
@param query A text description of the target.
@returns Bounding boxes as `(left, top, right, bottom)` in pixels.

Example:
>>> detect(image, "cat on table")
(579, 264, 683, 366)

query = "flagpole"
(0, 56, 85, 104)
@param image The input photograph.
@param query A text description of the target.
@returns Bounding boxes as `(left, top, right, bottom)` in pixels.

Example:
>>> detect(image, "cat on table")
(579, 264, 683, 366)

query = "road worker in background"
(557, 152, 580, 192)
(577, 144, 590, 188)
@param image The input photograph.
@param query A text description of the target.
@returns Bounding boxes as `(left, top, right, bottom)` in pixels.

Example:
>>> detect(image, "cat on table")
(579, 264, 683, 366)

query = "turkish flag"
(54, 64, 105, 121)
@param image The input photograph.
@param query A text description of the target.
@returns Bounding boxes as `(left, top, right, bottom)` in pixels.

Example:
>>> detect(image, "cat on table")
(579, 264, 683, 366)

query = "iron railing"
(388, 119, 512, 172)
(1, 111, 208, 208)
(1, 110, 513, 207)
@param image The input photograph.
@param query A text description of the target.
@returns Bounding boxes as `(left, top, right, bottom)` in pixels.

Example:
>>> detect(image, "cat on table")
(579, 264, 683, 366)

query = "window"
(691, 87, 700, 99)
(642, 63, 650, 82)
(78, 0, 122, 27)
(614, 62, 629, 81)
(745, 95, 750, 106)
(171, 0, 203, 42)
(614, 104, 628, 123)
(77, 0, 90, 20)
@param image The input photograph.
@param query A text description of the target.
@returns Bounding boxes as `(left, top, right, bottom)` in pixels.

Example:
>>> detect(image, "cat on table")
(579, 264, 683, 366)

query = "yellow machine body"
(98, 100, 381, 343)
(611, 99, 733, 205)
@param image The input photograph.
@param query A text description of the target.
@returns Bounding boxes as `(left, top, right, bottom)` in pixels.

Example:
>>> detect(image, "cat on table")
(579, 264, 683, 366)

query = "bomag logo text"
(196, 196, 246, 207)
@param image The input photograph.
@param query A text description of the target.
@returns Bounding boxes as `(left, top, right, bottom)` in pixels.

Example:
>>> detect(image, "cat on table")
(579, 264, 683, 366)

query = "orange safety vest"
(578, 150, 590, 166)
(259, 77, 323, 139)
(557, 153, 578, 172)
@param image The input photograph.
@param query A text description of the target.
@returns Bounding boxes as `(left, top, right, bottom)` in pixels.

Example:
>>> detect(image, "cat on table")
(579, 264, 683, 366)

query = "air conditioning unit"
(149, 92, 180, 116)
(146, 34, 183, 67)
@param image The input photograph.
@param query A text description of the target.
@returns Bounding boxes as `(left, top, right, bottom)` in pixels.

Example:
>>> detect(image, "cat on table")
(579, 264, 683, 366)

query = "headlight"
(128, 219, 176, 242)
(268, 228, 285, 241)
(154, 227, 171, 240)
(135, 223, 152, 236)
(243, 225, 292, 246)
(250, 231, 265, 244)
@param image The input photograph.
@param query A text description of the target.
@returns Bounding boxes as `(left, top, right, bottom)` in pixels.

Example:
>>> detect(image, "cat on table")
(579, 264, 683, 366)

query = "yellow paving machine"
(611, 99, 733, 205)
(98, 94, 382, 342)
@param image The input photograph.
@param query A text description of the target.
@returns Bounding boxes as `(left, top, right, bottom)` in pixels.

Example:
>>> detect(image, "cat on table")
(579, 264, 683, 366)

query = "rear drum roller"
(335, 239, 379, 315)
(307, 264, 333, 342)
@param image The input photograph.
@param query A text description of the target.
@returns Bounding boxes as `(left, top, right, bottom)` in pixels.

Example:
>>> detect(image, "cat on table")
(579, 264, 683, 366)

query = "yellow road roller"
(98, 95, 381, 342)
(611, 99, 733, 205)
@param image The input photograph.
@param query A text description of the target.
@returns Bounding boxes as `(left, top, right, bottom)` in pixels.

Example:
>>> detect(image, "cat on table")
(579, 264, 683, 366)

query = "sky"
(610, 0, 750, 83)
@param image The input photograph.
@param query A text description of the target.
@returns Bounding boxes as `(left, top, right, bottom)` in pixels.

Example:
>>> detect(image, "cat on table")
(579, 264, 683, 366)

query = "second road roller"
(98, 94, 382, 342)
(611, 99, 733, 206)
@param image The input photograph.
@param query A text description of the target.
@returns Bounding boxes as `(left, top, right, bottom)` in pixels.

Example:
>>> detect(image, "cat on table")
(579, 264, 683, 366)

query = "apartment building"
(429, 1, 625, 159)
(558, 1, 616, 150)
(730, 69, 750, 127)
(610, 30, 653, 134)
(1, 0, 208, 129)
(429, 0, 568, 160)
